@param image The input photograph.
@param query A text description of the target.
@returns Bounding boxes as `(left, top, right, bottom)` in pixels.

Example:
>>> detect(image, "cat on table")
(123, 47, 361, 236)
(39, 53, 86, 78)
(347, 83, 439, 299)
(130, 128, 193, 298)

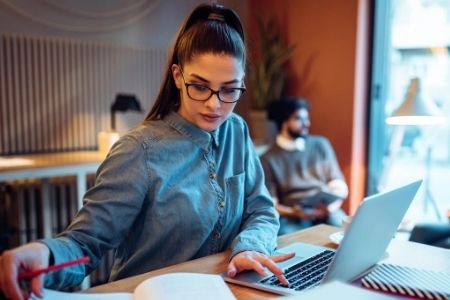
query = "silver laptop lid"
(322, 179, 422, 282)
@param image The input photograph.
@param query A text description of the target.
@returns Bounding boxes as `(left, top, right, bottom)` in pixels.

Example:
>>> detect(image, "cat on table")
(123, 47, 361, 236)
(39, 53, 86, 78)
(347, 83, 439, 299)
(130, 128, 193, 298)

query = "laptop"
(223, 180, 422, 296)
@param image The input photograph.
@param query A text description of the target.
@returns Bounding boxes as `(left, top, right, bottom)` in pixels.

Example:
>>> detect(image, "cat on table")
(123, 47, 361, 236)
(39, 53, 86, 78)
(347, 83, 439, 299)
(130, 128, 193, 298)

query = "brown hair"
(145, 3, 246, 120)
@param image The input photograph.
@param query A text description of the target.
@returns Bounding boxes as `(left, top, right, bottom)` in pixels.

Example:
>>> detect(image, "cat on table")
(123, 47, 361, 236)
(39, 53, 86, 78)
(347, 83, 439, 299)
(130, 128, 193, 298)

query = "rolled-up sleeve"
(40, 135, 149, 289)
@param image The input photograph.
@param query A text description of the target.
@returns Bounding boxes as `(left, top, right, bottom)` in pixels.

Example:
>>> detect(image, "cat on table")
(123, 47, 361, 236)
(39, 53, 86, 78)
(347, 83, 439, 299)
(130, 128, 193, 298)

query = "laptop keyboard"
(260, 250, 335, 291)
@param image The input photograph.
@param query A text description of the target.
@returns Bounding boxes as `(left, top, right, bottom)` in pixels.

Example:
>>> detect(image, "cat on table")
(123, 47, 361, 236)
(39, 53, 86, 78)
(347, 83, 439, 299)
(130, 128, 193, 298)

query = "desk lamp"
(386, 77, 445, 126)
(110, 93, 143, 131)
(98, 93, 143, 154)
(385, 77, 446, 221)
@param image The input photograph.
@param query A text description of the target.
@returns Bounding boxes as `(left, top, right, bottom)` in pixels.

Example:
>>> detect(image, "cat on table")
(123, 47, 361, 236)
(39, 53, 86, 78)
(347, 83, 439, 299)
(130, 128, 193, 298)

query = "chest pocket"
(224, 172, 245, 219)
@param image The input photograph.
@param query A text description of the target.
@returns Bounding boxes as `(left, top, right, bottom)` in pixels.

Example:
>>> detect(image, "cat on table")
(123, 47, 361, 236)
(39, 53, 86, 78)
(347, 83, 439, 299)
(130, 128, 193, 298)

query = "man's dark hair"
(267, 96, 310, 131)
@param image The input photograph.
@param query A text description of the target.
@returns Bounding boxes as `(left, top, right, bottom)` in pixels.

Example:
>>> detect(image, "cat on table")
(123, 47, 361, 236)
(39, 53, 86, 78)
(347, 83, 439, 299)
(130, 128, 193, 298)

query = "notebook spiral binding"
(361, 264, 450, 300)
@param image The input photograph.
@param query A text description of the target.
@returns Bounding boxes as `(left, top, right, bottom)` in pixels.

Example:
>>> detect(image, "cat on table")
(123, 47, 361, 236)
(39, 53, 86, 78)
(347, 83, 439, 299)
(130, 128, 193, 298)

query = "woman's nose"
(205, 93, 221, 109)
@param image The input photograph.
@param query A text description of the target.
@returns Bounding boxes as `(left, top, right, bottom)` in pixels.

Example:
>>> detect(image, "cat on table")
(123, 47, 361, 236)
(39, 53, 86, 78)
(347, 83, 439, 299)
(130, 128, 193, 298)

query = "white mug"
(342, 215, 353, 232)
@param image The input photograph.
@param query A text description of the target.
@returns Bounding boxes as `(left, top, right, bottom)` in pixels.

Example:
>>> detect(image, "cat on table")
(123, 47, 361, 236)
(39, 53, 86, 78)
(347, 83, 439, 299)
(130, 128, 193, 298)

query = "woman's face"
(172, 53, 245, 132)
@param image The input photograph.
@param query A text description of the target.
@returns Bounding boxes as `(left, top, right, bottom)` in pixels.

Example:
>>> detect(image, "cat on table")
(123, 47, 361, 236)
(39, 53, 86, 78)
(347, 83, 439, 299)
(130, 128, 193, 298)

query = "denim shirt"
(41, 111, 279, 289)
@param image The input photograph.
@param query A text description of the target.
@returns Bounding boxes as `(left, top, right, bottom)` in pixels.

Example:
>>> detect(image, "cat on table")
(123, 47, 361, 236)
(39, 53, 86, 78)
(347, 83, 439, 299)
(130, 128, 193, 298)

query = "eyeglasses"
(179, 69, 246, 104)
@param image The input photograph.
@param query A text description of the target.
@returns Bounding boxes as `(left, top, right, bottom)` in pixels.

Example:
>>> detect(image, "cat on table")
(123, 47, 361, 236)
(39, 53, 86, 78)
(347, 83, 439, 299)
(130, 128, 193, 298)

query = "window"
(368, 0, 450, 227)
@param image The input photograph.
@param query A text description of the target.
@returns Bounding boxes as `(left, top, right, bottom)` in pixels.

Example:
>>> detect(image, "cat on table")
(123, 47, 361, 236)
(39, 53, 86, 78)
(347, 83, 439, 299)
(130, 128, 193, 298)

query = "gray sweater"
(261, 135, 344, 206)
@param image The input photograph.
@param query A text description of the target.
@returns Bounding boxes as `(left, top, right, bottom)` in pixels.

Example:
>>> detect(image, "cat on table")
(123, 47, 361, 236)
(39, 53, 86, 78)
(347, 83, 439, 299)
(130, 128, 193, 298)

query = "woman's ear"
(171, 64, 182, 89)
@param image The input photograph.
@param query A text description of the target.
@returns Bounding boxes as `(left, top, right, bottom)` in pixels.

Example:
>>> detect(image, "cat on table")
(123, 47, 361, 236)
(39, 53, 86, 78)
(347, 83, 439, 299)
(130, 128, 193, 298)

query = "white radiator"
(3, 180, 42, 245)
(1, 177, 113, 286)
(3, 177, 82, 245)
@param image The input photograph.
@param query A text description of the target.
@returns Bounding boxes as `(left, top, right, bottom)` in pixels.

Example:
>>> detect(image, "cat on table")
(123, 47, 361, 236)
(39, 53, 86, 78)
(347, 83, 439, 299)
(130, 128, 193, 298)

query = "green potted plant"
(248, 15, 296, 142)
(249, 15, 296, 110)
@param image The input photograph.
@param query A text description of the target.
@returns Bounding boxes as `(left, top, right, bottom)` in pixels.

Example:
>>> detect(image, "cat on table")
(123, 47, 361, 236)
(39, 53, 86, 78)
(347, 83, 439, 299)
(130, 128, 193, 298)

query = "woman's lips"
(201, 113, 221, 122)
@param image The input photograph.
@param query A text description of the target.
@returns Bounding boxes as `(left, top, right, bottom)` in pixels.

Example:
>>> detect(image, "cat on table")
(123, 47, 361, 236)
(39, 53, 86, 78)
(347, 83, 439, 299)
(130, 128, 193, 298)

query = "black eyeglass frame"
(179, 69, 246, 104)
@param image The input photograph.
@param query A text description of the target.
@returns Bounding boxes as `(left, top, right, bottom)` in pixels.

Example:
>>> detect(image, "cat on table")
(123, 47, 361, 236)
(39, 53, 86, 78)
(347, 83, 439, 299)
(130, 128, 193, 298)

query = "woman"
(0, 3, 293, 300)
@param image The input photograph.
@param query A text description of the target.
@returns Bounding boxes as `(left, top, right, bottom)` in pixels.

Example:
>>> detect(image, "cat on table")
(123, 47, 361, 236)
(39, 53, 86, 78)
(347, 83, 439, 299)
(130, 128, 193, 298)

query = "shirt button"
(214, 231, 221, 239)
(209, 173, 216, 179)
(218, 201, 225, 209)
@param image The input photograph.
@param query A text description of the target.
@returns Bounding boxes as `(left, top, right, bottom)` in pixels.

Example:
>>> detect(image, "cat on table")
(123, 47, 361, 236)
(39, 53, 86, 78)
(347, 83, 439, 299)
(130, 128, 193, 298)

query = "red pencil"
(18, 256, 90, 280)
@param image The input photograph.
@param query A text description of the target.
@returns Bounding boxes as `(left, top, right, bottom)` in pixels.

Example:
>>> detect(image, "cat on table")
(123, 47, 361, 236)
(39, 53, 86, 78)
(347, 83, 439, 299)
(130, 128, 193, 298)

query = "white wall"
(0, 0, 247, 48)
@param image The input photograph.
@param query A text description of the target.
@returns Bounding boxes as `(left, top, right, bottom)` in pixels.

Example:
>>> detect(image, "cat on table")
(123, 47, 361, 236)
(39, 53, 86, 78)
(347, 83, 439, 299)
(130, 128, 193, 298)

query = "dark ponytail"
(145, 3, 246, 120)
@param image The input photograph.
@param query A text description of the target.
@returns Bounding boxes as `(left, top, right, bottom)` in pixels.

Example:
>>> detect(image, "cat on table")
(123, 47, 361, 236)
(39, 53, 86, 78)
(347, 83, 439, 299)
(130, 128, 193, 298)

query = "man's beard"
(287, 127, 308, 139)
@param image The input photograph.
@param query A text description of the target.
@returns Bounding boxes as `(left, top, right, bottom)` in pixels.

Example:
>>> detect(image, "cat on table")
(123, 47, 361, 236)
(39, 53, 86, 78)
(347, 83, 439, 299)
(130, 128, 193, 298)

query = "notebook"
(223, 180, 422, 296)
(300, 190, 342, 206)
(30, 272, 235, 300)
(361, 263, 450, 300)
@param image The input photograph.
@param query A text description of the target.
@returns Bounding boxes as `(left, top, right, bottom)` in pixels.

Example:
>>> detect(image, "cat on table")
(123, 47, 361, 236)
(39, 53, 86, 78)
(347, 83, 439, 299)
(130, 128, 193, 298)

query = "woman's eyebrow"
(190, 73, 242, 85)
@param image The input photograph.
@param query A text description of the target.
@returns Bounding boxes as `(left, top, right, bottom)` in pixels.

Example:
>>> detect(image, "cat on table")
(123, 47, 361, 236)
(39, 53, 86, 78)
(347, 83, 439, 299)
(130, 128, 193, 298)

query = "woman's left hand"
(226, 250, 295, 286)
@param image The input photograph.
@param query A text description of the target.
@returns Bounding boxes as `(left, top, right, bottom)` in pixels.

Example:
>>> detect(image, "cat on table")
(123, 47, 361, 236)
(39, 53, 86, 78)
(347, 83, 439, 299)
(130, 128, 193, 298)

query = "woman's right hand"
(0, 242, 50, 300)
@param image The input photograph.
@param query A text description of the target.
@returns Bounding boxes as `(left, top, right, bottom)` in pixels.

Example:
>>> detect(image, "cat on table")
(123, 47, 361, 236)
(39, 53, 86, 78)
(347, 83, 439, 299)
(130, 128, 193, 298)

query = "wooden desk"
(0, 151, 105, 237)
(86, 225, 339, 299)
(87, 224, 450, 299)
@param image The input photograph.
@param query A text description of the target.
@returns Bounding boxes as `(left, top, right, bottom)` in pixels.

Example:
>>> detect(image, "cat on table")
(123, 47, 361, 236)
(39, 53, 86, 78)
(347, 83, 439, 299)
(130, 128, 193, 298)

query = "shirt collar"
(276, 134, 305, 151)
(164, 111, 219, 151)
(210, 129, 220, 148)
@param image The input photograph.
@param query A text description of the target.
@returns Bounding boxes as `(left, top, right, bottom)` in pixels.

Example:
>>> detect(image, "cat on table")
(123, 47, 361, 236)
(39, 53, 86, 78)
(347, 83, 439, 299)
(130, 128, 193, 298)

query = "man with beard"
(261, 97, 348, 235)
